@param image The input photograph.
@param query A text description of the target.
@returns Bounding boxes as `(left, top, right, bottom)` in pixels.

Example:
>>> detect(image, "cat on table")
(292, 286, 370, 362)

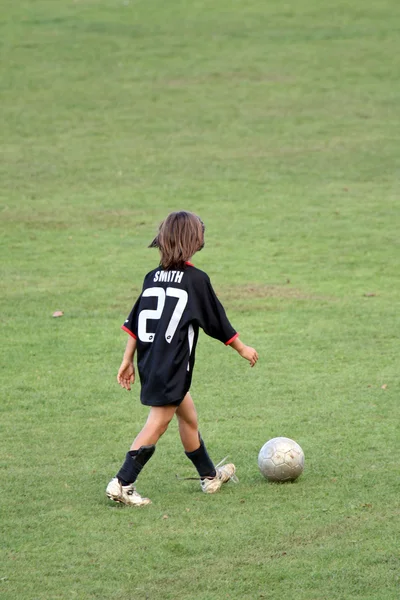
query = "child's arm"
(229, 337, 259, 367)
(117, 335, 137, 391)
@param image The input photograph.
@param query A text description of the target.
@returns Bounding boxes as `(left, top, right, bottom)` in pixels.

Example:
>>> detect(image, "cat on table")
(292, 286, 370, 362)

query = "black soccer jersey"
(122, 262, 238, 406)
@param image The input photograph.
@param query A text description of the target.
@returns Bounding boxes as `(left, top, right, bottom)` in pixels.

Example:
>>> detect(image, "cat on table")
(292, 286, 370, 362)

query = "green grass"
(1, 1, 399, 598)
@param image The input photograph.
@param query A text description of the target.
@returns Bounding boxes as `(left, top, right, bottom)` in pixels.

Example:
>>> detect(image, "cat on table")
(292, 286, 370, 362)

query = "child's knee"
(153, 415, 174, 437)
(158, 421, 170, 436)
(178, 414, 198, 430)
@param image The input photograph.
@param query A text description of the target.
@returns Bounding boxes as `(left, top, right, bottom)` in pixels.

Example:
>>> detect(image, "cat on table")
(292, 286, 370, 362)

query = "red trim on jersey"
(225, 333, 239, 346)
(121, 325, 137, 339)
(185, 261, 194, 266)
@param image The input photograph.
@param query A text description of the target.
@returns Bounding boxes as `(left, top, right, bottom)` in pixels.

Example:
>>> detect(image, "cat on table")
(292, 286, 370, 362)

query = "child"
(106, 211, 258, 506)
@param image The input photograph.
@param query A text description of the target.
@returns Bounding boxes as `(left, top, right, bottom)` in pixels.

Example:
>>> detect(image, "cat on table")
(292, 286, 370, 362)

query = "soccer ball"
(258, 437, 305, 482)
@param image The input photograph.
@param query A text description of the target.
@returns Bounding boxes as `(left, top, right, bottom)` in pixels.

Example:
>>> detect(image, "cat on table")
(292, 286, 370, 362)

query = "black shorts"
(140, 391, 187, 408)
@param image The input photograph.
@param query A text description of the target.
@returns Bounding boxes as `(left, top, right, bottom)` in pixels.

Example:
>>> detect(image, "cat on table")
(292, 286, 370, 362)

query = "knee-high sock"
(117, 445, 156, 485)
(185, 437, 216, 479)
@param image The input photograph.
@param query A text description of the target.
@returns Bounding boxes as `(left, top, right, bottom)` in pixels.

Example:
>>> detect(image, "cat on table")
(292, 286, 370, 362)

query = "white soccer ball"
(258, 437, 305, 482)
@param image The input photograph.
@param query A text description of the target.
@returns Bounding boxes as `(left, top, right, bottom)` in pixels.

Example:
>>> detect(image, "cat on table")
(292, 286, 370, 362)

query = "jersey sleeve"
(121, 275, 150, 338)
(193, 274, 238, 345)
(121, 296, 140, 339)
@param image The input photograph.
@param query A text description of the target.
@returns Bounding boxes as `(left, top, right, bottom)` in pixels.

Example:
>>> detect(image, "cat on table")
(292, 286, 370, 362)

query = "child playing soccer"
(106, 211, 258, 506)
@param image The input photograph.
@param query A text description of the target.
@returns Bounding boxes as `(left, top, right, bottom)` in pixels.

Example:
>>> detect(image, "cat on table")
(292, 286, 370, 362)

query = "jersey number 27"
(138, 287, 188, 343)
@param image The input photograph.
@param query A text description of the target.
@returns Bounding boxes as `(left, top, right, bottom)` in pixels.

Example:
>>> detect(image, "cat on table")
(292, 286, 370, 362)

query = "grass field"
(1, 1, 399, 598)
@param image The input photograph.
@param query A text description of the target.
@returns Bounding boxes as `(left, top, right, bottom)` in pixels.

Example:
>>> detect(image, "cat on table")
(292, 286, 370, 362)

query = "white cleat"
(106, 478, 151, 506)
(201, 461, 238, 494)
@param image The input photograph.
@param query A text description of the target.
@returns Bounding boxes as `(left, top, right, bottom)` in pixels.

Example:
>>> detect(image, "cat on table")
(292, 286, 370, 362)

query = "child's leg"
(131, 405, 177, 449)
(116, 405, 177, 486)
(175, 392, 200, 452)
(176, 393, 216, 478)
(106, 405, 178, 506)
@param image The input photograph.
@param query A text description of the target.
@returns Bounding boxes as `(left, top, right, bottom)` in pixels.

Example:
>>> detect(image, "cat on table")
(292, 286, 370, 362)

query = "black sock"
(117, 445, 156, 486)
(185, 437, 216, 479)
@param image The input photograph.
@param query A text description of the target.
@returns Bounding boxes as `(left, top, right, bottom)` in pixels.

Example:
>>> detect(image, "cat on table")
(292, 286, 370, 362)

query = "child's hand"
(230, 337, 259, 367)
(117, 360, 135, 391)
(239, 345, 259, 367)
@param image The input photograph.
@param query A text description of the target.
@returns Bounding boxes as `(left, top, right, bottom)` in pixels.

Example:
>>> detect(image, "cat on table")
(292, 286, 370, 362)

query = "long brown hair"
(149, 211, 205, 270)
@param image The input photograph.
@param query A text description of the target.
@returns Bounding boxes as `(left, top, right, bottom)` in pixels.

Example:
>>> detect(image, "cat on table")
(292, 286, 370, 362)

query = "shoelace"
(215, 456, 239, 484)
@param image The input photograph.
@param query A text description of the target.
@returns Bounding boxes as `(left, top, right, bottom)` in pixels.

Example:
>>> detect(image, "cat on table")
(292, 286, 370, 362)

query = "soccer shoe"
(106, 478, 151, 506)
(201, 461, 238, 494)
